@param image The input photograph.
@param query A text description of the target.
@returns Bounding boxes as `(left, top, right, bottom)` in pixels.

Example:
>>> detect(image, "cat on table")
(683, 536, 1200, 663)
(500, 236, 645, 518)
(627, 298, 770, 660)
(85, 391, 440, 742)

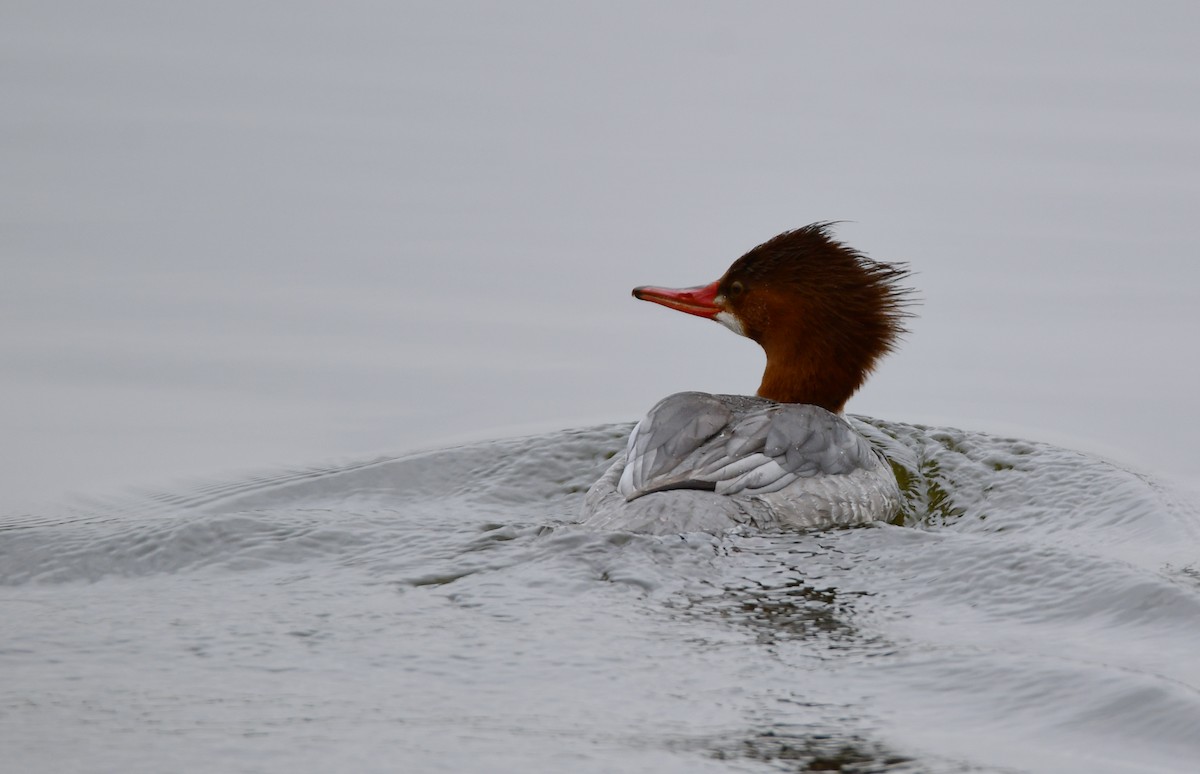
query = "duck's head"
(632, 223, 914, 413)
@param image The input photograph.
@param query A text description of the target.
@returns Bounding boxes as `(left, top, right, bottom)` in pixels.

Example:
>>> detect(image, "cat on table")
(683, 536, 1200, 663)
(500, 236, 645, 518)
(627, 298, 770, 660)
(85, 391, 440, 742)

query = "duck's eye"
(728, 281, 744, 297)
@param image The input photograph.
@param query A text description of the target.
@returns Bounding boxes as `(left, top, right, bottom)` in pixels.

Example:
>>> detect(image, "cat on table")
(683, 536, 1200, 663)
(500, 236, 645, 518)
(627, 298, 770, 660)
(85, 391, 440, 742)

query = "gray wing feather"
(617, 393, 732, 498)
(618, 392, 881, 502)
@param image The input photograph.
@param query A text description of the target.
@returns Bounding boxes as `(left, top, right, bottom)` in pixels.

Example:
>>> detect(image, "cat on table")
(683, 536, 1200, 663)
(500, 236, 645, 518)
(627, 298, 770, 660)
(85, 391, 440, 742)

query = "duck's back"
(581, 392, 900, 534)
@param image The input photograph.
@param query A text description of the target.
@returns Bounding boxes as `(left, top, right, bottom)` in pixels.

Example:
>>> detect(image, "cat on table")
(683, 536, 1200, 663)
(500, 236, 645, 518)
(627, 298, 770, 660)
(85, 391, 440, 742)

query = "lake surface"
(5, 420, 1200, 773)
(3, 3, 1200, 772)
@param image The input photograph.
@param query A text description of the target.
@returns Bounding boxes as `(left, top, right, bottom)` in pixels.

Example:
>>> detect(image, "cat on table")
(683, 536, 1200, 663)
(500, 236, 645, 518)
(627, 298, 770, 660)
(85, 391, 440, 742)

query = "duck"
(580, 223, 914, 534)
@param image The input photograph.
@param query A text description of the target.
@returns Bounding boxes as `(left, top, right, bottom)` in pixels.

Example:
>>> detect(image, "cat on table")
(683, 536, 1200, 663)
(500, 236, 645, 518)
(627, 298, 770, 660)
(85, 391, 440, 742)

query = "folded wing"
(617, 392, 880, 501)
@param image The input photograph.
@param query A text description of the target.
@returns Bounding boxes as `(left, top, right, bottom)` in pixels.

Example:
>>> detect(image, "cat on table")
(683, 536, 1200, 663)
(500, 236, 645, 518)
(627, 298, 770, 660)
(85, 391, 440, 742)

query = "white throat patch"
(714, 309, 746, 337)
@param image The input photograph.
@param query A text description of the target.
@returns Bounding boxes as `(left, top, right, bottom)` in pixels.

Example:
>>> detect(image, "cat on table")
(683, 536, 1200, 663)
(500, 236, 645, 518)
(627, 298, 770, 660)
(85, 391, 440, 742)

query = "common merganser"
(581, 223, 914, 534)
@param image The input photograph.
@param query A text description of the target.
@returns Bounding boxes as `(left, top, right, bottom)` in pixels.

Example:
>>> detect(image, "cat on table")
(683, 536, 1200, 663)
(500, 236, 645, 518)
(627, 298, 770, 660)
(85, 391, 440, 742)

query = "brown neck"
(755, 338, 868, 413)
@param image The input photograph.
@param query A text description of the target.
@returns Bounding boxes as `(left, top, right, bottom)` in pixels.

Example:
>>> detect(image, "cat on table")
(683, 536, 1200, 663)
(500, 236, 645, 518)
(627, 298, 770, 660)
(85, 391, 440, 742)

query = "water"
(4, 2, 1200, 508)
(4, 3, 1200, 771)
(5, 421, 1198, 773)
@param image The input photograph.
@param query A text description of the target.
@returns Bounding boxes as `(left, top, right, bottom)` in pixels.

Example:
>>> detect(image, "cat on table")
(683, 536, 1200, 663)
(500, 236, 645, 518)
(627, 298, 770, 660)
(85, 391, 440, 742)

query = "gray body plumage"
(581, 392, 901, 534)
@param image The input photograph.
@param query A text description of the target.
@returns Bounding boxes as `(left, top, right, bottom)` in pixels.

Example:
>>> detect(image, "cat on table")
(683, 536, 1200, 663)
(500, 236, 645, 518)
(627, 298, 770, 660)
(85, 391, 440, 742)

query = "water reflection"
(709, 728, 921, 773)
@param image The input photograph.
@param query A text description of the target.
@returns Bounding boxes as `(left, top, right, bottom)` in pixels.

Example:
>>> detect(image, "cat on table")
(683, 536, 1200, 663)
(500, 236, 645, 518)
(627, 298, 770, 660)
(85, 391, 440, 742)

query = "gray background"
(4, 1, 1198, 508)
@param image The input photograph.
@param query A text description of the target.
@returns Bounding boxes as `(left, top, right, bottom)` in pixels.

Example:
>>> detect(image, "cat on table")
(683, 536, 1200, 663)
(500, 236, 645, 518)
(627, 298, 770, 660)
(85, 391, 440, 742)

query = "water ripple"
(2, 421, 1198, 773)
